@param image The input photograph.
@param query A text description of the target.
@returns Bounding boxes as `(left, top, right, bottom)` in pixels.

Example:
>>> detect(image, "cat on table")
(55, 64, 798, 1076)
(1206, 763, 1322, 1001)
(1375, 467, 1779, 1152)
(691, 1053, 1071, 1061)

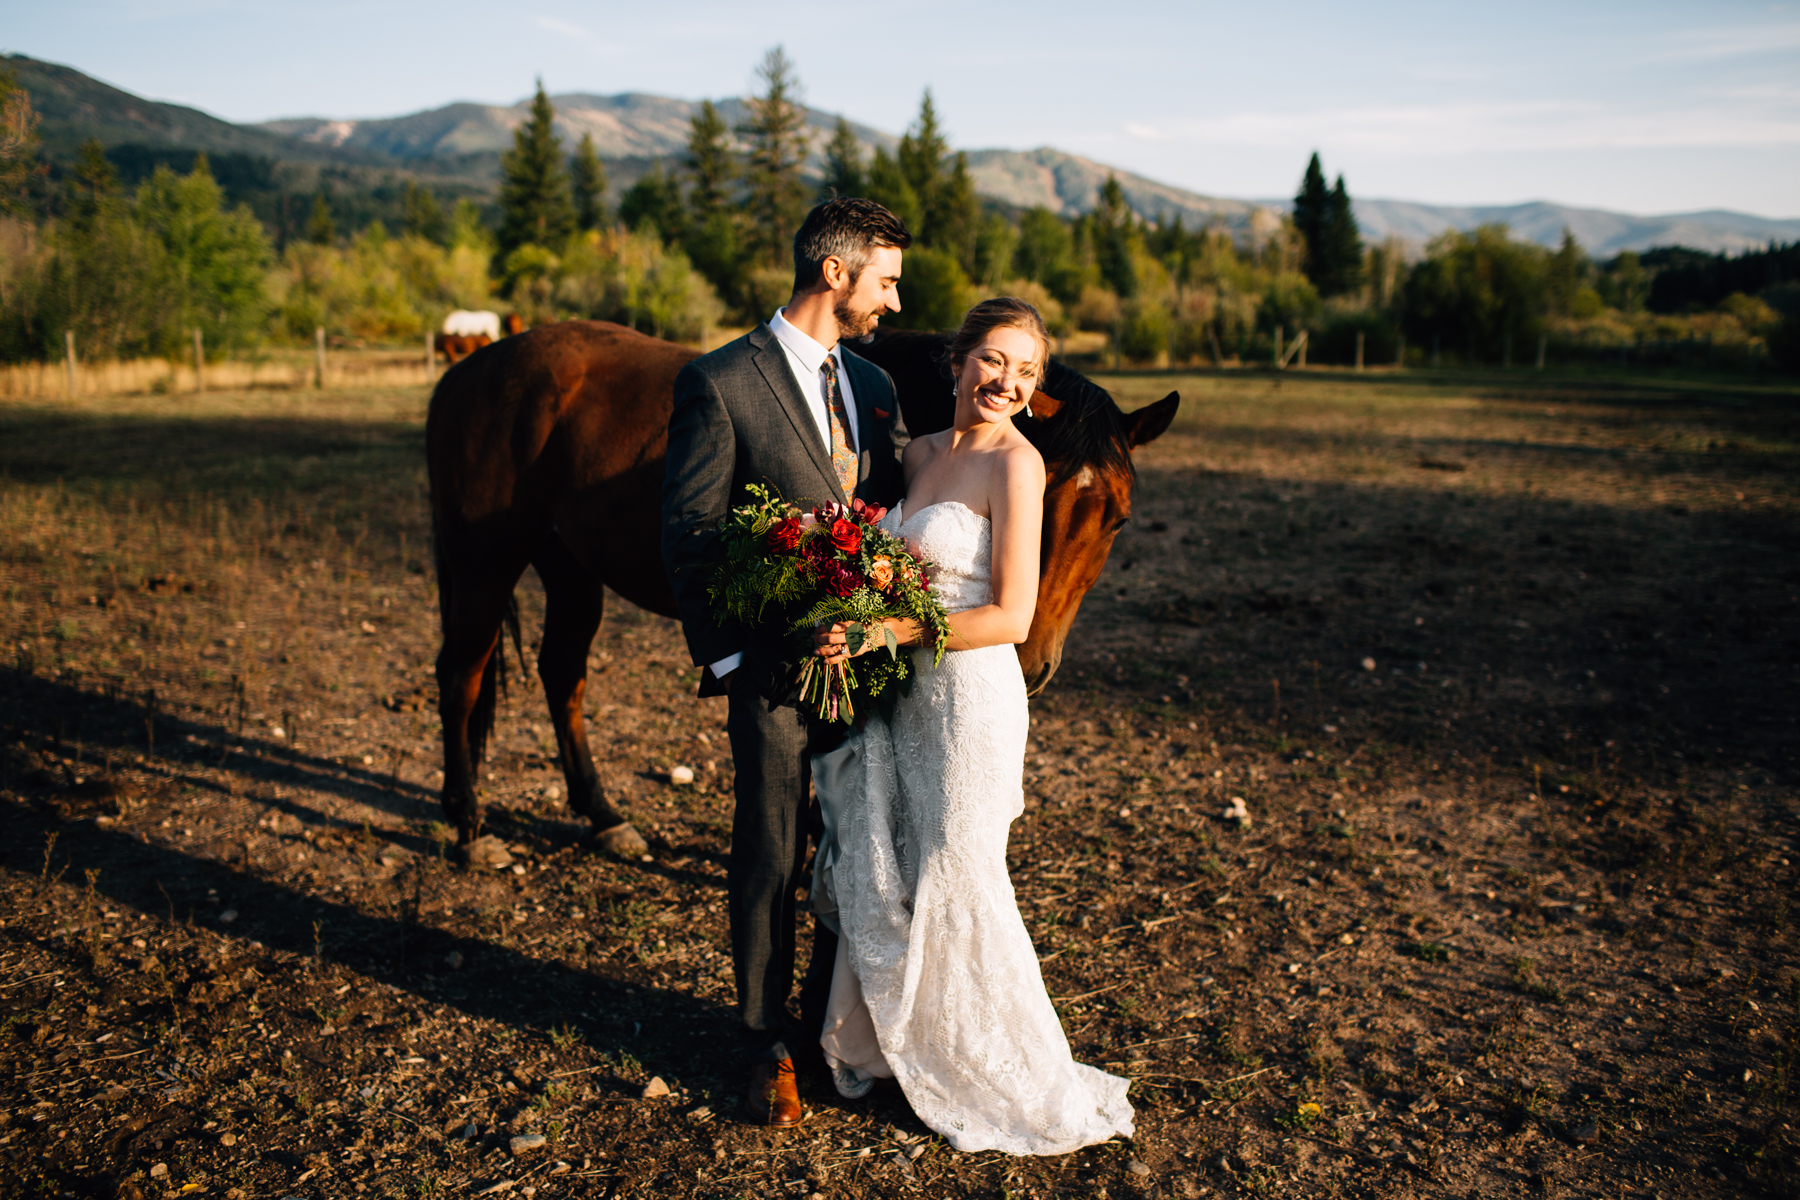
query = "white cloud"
(1141, 99, 1800, 156)
(1648, 21, 1800, 61)
(1124, 122, 1170, 141)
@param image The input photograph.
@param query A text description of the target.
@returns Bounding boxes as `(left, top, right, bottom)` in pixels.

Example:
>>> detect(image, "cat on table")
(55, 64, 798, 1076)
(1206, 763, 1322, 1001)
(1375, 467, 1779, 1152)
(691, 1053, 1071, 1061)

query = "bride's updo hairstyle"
(945, 297, 1052, 379)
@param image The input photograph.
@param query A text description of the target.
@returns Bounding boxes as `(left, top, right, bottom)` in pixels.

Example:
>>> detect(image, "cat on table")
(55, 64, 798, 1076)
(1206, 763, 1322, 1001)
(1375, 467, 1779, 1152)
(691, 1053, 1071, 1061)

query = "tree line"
(0, 55, 1794, 372)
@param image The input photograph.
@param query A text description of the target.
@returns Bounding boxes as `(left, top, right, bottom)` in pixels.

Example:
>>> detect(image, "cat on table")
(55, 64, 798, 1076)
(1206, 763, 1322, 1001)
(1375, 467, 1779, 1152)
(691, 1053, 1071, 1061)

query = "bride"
(808, 297, 1135, 1155)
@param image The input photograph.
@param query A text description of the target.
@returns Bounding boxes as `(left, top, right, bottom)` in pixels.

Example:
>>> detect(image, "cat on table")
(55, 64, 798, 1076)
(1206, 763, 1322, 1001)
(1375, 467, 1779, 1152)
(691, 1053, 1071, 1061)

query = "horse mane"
(1018, 359, 1133, 485)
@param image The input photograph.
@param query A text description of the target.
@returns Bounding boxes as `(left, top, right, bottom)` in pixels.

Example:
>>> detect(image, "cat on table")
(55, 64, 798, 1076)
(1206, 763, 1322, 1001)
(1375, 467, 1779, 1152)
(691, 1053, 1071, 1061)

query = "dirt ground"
(2, 364, 1797, 1200)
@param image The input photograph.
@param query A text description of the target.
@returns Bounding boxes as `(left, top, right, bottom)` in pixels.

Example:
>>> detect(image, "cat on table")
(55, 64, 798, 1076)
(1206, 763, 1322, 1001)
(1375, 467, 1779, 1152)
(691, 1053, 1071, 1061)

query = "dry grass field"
(1, 363, 1797, 1200)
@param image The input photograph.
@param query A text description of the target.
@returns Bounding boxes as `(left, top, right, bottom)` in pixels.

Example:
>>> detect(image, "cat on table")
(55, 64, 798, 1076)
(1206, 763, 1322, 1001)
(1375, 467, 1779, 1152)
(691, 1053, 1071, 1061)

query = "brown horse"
(427, 321, 1177, 854)
(434, 332, 492, 364)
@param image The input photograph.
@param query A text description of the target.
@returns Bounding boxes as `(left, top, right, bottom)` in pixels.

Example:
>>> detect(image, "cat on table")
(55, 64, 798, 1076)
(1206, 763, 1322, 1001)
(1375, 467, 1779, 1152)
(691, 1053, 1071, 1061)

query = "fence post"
(1296, 329, 1307, 368)
(1536, 334, 1547, 370)
(64, 330, 76, 398)
(1355, 331, 1364, 372)
(192, 328, 205, 393)
(1396, 334, 1405, 369)
(1273, 325, 1283, 369)
(315, 326, 326, 389)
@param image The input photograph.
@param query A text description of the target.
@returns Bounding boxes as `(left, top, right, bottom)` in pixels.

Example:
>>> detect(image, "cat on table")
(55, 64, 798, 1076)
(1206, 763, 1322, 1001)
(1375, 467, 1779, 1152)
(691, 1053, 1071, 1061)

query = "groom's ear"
(1027, 389, 1065, 419)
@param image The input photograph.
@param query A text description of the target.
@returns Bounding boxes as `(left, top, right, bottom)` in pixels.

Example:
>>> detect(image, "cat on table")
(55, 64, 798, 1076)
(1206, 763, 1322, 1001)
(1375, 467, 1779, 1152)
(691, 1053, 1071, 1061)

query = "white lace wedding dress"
(811, 500, 1134, 1155)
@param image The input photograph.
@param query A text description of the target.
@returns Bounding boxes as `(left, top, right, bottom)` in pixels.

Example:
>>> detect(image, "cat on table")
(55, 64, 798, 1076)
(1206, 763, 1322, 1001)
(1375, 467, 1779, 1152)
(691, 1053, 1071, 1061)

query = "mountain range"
(11, 53, 1798, 257)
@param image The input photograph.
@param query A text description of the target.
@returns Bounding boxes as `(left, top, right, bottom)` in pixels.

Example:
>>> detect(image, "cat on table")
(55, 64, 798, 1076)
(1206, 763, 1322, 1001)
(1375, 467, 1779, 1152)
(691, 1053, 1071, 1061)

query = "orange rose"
(869, 555, 894, 591)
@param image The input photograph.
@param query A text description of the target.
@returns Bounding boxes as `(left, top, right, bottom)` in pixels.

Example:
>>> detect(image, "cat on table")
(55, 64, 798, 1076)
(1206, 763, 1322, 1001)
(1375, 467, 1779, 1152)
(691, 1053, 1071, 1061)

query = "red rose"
(766, 517, 803, 552)
(828, 517, 862, 556)
(823, 562, 864, 597)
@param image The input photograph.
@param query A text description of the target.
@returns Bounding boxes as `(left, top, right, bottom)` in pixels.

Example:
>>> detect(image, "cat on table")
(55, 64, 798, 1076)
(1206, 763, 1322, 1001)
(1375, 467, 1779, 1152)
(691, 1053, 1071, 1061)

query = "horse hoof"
(593, 822, 649, 859)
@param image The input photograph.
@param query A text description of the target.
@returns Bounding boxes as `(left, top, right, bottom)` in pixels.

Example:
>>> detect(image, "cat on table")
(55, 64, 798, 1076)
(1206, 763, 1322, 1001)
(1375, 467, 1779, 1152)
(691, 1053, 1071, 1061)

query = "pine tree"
(401, 179, 447, 244)
(681, 99, 741, 298)
(618, 166, 684, 242)
(0, 69, 39, 212)
(1547, 227, 1585, 315)
(934, 151, 980, 273)
(498, 81, 576, 254)
(822, 117, 864, 200)
(686, 101, 732, 216)
(1321, 175, 1362, 295)
(571, 132, 607, 232)
(1091, 175, 1139, 298)
(69, 138, 117, 227)
(897, 90, 950, 240)
(305, 193, 336, 245)
(864, 146, 921, 235)
(1293, 152, 1330, 285)
(737, 47, 809, 266)
(1293, 153, 1362, 296)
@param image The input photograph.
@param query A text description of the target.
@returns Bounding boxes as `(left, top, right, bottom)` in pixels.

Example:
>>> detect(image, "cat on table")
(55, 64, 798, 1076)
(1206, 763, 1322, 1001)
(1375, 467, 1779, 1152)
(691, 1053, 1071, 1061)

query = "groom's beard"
(834, 294, 884, 340)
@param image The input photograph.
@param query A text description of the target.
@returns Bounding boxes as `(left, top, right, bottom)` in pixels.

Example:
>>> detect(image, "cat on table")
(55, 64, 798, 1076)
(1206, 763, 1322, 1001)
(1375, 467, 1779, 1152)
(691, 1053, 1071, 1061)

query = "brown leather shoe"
(748, 1057, 802, 1127)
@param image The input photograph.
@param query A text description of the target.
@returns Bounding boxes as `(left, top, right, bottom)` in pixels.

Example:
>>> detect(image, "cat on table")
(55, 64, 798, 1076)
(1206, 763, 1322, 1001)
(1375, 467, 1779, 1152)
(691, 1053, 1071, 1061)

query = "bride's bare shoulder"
(997, 431, 1045, 479)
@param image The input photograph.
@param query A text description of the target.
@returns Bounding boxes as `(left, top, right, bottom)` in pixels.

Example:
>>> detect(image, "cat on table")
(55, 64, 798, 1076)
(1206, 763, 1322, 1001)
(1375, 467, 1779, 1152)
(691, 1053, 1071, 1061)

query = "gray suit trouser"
(726, 667, 839, 1061)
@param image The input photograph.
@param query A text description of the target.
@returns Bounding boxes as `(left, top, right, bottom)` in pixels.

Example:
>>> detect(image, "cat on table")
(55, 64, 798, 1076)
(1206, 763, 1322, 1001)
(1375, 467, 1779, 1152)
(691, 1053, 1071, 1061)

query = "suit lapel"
(748, 325, 844, 504)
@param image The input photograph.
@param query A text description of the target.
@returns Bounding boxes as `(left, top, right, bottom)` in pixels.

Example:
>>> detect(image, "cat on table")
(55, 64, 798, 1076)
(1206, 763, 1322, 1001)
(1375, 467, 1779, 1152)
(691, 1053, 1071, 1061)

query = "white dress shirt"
(709, 310, 861, 683)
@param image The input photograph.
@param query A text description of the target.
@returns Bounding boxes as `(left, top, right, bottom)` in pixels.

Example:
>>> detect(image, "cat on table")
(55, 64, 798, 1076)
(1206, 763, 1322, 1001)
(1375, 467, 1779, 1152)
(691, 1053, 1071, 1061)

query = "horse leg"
(533, 535, 649, 859)
(436, 571, 522, 846)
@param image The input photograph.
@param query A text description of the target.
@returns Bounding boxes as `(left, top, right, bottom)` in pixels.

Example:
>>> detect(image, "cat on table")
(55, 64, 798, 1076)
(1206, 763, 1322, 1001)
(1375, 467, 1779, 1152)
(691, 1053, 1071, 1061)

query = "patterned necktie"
(820, 354, 858, 499)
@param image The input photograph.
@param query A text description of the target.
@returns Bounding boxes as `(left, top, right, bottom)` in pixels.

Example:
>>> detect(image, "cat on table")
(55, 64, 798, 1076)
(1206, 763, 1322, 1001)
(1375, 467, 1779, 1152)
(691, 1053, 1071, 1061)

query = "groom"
(661, 198, 912, 1126)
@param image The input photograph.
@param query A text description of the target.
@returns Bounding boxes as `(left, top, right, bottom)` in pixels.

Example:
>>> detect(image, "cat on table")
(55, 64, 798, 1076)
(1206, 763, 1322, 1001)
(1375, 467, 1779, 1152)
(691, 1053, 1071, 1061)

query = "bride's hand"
(813, 622, 854, 665)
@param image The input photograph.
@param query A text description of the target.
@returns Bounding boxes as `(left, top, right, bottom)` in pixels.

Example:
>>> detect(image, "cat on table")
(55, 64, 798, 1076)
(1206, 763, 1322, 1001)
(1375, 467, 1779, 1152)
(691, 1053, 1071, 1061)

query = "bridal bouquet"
(709, 484, 952, 723)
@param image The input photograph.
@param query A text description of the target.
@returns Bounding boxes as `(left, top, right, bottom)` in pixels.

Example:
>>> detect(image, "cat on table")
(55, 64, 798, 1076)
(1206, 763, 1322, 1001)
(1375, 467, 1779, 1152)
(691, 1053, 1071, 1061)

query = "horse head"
(1016, 382, 1179, 695)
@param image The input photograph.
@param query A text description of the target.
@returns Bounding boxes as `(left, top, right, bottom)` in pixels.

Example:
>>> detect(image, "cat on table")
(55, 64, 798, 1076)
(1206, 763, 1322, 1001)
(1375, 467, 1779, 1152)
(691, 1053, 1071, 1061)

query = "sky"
(8, 0, 1799, 217)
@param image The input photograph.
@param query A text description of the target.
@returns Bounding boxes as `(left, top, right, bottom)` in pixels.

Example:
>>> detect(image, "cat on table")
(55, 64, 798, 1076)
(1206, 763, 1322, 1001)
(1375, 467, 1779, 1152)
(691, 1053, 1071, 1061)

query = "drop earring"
(1023, 402, 1034, 418)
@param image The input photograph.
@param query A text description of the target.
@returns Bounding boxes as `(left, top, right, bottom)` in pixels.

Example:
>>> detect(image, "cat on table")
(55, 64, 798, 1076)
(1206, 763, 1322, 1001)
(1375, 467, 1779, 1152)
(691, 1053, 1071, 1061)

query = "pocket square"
(873, 408, 890, 420)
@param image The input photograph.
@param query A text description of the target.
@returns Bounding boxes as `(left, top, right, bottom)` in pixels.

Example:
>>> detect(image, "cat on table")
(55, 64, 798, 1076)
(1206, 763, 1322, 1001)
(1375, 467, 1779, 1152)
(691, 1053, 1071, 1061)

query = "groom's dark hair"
(793, 198, 912, 291)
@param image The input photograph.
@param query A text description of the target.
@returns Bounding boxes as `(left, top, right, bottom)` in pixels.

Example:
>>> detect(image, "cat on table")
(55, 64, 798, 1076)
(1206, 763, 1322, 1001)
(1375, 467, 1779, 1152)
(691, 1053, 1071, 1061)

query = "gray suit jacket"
(661, 323, 908, 673)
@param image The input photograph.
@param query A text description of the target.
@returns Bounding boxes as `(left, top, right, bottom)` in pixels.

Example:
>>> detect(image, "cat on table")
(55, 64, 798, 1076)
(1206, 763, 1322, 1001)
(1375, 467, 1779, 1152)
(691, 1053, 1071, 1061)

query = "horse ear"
(1125, 391, 1179, 449)
(1028, 389, 1065, 419)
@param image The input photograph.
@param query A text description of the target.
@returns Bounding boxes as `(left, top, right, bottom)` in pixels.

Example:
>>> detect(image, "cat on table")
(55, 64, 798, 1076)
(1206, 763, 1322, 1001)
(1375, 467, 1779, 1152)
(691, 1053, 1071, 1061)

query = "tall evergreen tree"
(1321, 175, 1362, 294)
(822, 116, 865, 200)
(618, 166, 685, 242)
(1293, 152, 1362, 296)
(897, 90, 949, 227)
(497, 81, 576, 254)
(1546, 227, 1586, 315)
(686, 101, 732, 215)
(1013, 206, 1082, 302)
(304, 192, 336, 245)
(69, 138, 118, 227)
(1293, 152, 1330, 284)
(400, 179, 447, 244)
(681, 100, 741, 299)
(1090, 175, 1139, 298)
(570, 133, 607, 232)
(864, 146, 921, 235)
(0, 69, 39, 212)
(737, 47, 809, 267)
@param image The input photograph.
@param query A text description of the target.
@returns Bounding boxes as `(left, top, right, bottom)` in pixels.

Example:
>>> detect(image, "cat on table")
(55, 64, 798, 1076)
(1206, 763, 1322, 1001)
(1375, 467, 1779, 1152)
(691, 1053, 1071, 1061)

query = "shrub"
(555, 228, 723, 342)
(1311, 308, 1399, 365)
(893, 246, 976, 332)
